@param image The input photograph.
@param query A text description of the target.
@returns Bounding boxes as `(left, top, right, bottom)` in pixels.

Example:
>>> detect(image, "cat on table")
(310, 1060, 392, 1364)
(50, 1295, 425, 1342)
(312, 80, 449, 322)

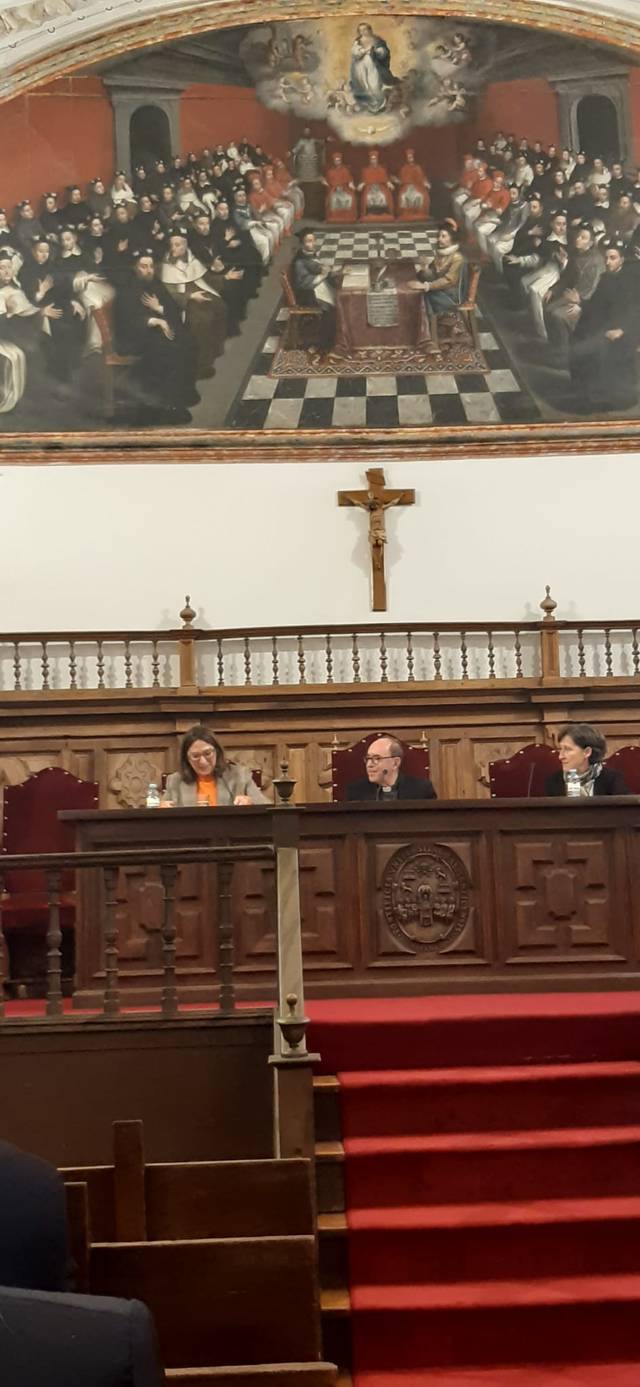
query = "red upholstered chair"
(488, 743, 560, 798)
(331, 734, 430, 802)
(604, 745, 640, 793)
(1, 767, 99, 992)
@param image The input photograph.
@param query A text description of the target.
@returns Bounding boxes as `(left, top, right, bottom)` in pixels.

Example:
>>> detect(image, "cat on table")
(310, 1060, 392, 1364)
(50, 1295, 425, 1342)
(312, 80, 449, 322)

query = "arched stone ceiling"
(1, 0, 640, 101)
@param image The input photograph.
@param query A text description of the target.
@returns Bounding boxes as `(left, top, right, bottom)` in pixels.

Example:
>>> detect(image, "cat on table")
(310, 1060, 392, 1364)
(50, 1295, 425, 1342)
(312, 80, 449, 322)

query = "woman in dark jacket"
(545, 722, 629, 796)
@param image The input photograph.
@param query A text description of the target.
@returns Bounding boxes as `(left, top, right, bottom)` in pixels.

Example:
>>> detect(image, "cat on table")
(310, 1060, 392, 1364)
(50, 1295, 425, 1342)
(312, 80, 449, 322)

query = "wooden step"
(315, 1142, 345, 1216)
(166, 1366, 338, 1386)
(318, 1212, 348, 1290)
(314, 1076, 342, 1144)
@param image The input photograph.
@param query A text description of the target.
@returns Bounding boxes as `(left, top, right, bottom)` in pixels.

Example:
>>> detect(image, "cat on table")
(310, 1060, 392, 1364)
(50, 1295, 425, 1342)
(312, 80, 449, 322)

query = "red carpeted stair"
(318, 995, 640, 1387)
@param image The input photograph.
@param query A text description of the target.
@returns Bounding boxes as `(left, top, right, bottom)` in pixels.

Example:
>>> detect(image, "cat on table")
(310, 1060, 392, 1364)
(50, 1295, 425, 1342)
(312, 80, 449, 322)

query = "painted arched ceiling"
(1, 0, 640, 101)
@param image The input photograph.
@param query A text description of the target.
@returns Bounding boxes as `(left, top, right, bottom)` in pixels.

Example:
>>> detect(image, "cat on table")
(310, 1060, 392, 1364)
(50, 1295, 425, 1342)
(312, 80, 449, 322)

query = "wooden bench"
(62, 1120, 315, 1244)
(89, 1235, 321, 1368)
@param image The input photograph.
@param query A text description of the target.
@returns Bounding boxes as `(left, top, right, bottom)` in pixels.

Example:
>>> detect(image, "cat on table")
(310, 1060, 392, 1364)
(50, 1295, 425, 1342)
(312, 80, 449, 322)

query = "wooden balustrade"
(0, 843, 276, 1022)
(3, 589, 639, 695)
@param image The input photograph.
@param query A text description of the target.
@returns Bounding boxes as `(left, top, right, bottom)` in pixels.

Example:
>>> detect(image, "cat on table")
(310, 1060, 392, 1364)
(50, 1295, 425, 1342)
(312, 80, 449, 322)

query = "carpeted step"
(356, 1366, 640, 1385)
(347, 1195, 640, 1283)
(338, 1062, 640, 1138)
(350, 1272, 640, 1370)
(308, 996, 640, 1074)
(343, 1125, 640, 1207)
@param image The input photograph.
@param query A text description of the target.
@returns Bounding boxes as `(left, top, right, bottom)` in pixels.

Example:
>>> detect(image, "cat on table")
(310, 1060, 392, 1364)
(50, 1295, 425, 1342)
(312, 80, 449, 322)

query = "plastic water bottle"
(146, 782, 161, 809)
(565, 770, 581, 798)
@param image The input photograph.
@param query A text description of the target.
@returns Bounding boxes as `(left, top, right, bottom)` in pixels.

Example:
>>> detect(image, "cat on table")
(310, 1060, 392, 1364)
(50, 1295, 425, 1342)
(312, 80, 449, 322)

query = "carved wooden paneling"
(497, 832, 627, 964)
(234, 843, 351, 977)
(107, 751, 167, 809)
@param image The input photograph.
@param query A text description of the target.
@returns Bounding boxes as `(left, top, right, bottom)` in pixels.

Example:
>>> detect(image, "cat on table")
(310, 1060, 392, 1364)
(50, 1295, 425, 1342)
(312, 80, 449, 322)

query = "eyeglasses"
(188, 749, 215, 762)
(364, 755, 396, 765)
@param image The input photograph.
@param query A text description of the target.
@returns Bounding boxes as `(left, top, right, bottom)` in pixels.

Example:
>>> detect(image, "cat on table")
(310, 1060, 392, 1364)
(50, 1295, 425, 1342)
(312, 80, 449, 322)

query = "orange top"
(196, 775, 218, 806)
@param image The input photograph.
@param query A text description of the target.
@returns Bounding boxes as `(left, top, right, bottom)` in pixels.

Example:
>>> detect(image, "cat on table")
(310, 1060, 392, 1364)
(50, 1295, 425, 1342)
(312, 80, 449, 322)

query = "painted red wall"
(0, 76, 114, 214)
(458, 78, 561, 158)
(181, 85, 293, 160)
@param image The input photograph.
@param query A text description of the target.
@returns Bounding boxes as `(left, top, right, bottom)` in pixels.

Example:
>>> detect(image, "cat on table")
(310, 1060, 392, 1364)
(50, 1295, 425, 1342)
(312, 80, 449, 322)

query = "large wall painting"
(1, 6, 640, 457)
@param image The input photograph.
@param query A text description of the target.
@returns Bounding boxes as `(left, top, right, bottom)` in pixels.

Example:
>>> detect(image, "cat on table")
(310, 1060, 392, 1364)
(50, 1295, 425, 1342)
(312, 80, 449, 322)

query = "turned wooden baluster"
(217, 860, 235, 1014)
(406, 630, 415, 682)
(97, 639, 105, 690)
(604, 628, 613, 677)
(351, 633, 361, 683)
(297, 635, 306, 685)
(272, 635, 279, 686)
(244, 636, 252, 686)
(41, 640, 50, 692)
(68, 640, 77, 692)
(160, 862, 179, 1018)
(487, 630, 495, 680)
(216, 637, 225, 686)
(102, 864, 121, 1017)
(124, 639, 133, 689)
(151, 640, 160, 689)
(514, 628, 523, 679)
(632, 628, 640, 677)
(460, 631, 469, 681)
(432, 630, 442, 680)
(325, 634, 334, 684)
(379, 631, 388, 683)
(13, 641, 21, 692)
(577, 628, 586, 678)
(45, 868, 63, 1018)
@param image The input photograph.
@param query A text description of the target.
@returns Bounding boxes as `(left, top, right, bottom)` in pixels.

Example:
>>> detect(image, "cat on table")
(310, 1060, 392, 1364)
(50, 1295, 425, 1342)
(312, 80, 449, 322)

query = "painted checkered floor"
(314, 227, 439, 265)
(227, 228, 540, 431)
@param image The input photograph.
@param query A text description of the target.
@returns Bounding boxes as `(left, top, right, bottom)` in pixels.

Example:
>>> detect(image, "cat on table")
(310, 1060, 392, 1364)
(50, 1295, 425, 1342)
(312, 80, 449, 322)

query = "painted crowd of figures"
(0, 138, 304, 423)
(452, 132, 640, 411)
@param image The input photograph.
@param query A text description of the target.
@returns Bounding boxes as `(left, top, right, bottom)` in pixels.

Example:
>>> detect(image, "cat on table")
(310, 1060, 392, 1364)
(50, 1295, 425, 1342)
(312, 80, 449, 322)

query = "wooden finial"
(540, 586, 557, 623)
(419, 729, 429, 748)
(180, 595, 196, 628)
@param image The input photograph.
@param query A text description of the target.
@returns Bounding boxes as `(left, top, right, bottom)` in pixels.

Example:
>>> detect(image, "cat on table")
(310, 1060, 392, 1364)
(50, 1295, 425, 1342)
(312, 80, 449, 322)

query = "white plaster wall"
(0, 455, 637, 631)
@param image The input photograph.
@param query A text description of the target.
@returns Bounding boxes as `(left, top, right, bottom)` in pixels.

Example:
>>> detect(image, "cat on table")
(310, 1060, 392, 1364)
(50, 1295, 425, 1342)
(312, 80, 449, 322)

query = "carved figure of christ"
(338, 467, 416, 611)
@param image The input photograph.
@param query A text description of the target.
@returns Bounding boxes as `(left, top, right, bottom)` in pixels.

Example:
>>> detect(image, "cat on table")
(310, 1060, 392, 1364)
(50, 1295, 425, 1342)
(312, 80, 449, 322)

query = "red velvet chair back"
(604, 745, 640, 793)
(489, 744, 560, 798)
(2, 767, 99, 898)
(332, 734, 430, 801)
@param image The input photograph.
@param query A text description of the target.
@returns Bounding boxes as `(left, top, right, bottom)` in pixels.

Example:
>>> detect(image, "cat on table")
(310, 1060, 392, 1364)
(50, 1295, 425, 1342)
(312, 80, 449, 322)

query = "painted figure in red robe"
(324, 152, 357, 223)
(358, 149, 395, 221)
(397, 149, 431, 221)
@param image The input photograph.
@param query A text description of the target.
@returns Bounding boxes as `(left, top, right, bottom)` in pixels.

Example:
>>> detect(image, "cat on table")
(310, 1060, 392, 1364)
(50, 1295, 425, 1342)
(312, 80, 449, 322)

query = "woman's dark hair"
(558, 723, 606, 763)
(179, 724, 227, 783)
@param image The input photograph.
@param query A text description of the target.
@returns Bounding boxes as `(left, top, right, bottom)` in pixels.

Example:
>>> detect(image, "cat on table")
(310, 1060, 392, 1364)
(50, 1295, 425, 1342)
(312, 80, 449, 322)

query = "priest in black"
(570, 238, 640, 411)
(113, 250, 198, 425)
(346, 735, 437, 801)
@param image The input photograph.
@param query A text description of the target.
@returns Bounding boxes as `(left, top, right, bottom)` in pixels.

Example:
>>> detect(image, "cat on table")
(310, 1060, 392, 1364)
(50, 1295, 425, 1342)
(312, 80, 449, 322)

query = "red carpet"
(312, 995, 640, 1386)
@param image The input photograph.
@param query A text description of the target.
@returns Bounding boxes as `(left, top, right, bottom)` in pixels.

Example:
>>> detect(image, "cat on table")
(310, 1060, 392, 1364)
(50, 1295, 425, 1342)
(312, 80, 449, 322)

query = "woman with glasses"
(163, 724, 268, 806)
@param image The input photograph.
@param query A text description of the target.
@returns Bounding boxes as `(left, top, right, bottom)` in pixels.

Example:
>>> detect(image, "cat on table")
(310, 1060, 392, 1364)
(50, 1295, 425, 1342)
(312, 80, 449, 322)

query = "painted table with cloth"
(334, 260, 432, 355)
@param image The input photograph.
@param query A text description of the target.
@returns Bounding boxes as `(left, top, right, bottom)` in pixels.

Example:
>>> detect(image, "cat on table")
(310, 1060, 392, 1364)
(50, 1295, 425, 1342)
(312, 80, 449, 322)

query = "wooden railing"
(0, 832, 311, 1067)
(2, 590, 639, 695)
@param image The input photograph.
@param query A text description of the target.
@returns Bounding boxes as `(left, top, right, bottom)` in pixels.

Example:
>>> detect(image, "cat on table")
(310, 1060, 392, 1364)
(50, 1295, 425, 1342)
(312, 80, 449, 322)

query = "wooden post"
(539, 585, 560, 681)
(178, 595, 197, 692)
(270, 811, 319, 1160)
(45, 868, 63, 1019)
(113, 1119, 147, 1242)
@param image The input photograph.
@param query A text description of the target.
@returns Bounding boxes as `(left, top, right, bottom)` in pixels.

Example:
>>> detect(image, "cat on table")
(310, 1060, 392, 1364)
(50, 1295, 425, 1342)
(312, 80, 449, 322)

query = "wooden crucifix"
(338, 467, 415, 612)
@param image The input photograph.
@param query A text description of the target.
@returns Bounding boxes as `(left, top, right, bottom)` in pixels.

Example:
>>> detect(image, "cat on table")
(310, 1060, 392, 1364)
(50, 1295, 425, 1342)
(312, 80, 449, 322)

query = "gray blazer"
(164, 763, 268, 806)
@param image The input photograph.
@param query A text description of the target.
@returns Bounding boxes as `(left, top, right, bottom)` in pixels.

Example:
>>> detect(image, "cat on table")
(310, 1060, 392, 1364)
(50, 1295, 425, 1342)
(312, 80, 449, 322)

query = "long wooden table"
(62, 799, 640, 1003)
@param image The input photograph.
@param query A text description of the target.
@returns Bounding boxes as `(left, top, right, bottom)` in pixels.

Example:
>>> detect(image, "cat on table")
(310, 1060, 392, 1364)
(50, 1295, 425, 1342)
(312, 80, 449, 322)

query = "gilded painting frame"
(2, 0, 640, 464)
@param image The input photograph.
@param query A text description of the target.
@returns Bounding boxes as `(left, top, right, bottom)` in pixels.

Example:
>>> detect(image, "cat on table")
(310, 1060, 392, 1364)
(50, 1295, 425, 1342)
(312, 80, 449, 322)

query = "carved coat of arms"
(382, 842, 471, 953)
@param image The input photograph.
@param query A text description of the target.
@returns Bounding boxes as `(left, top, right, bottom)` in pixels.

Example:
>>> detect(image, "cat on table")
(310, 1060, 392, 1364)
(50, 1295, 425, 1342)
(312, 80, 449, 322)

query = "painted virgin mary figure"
(348, 23, 400, 115)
